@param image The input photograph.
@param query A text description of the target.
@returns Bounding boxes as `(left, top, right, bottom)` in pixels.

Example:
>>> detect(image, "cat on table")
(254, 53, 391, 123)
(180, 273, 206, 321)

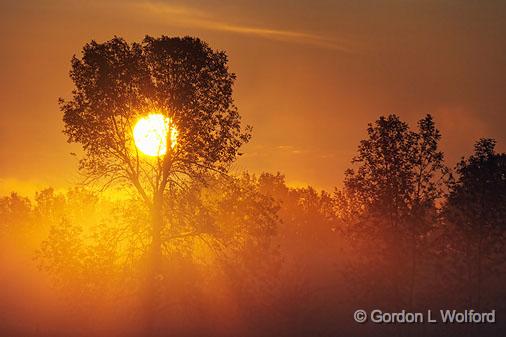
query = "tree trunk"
(146, 191, 163, 336)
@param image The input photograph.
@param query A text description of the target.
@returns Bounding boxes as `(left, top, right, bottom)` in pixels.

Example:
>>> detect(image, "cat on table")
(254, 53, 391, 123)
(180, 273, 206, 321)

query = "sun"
(133, 114, 178, 157)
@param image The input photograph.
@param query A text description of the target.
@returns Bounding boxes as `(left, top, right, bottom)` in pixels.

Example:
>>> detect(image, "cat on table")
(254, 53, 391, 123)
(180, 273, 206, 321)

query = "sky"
(1, 0, 505, 194)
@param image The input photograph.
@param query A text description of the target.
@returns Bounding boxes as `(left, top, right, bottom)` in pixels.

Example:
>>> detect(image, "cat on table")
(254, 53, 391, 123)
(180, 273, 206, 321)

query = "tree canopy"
(60, 36, 251, 203)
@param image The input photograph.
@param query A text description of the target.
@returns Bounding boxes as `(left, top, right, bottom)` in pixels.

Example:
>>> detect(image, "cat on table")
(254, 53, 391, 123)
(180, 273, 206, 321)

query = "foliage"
(335, 114, 448, 306)
(2, 114, 504, 336)
(442, 138, 506, 307)
(60, 36, 251, 203)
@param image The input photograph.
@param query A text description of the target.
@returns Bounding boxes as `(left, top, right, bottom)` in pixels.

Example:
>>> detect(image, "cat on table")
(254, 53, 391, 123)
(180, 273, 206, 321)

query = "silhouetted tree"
(59, 35, 250, 331)
(443, 138, 506, 308)
(336, 114, 447, 307)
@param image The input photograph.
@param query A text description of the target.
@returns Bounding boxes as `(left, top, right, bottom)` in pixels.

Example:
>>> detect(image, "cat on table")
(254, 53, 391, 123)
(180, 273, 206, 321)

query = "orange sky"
(1, 0, 505, 194)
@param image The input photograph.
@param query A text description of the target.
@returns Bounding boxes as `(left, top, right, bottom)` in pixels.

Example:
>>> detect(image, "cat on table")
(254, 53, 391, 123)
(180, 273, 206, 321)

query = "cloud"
(133, 1, 355, 52)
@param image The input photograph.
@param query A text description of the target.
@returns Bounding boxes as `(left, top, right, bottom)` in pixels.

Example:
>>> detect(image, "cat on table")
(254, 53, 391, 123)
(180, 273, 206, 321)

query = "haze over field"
(0, 2, 505, 337)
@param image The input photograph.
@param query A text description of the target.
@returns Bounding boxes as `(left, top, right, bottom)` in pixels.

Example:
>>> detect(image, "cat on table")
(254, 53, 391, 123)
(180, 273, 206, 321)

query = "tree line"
(0, 35, 504, 337)
(1, 113, 504, 336)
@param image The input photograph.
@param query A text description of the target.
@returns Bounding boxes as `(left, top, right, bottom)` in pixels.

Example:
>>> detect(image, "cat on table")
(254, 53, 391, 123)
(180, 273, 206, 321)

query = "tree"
(443, 138, 506, 308)
(0, 193, 32, 233)
(59, 35, 251, 332)
(259, 175, 342, 336)
(335, 114, 447, 307)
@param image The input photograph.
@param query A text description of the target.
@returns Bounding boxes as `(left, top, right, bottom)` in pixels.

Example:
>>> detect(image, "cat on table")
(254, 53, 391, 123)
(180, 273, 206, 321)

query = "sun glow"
(133, 114, 178, 157)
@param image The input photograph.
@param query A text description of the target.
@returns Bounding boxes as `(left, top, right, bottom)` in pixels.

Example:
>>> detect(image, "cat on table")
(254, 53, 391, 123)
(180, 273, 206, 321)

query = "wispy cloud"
(133, 1, 356, 53)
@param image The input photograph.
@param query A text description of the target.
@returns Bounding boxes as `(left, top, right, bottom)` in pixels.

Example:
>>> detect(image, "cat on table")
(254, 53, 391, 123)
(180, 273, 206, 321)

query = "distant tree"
(59, 35, 250, 330)
(443, 138, 506, 308)
(0, 193, 32, 232)
(33, 188, 65, 226)
(335, 114, 447, 307)
(255, 173, 347, 335)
